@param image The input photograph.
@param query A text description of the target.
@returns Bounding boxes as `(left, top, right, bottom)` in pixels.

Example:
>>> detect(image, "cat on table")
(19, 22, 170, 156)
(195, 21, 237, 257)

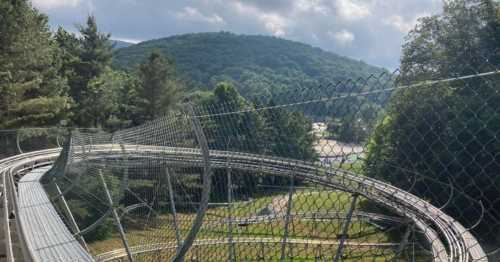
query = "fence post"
(227, 166, 236, 262)
(166, 168, 182, 253)
(173, 105, 212, 262)
(15, 131, 23, 154)
(280, 173, 295, 262)
(98, 169, 134, 262)
(411, 229, 416, 262)
(396, 224, 414, 257)
(55, 183, 89, 251)
(333, 192, 359, 262)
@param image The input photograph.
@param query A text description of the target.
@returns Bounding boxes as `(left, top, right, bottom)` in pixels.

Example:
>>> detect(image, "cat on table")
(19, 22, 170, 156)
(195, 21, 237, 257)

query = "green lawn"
(88, 189, 429, 261)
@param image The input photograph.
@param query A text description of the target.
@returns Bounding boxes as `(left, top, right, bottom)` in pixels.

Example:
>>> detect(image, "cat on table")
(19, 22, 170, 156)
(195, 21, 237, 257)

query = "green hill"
(113, 32, 388, 98)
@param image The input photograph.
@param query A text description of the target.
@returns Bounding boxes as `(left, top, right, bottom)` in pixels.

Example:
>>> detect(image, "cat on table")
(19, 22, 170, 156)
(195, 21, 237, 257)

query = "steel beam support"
(280, 174, 295, 262)
(55, 183, 89, 251)
(143, 194, 156, 230)
(333, 193, 359, 262)
(173, 105, 212, 262)
(15, 132, 23, 154)
(226, 166, 236, 262)
(98, 169, 134, 262)
(166, 168, 182, 251)
(396, 224, 414, 257)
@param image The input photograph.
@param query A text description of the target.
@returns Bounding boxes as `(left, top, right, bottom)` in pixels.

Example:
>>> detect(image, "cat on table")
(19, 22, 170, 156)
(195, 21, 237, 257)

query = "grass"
(87, 189, 420, 261)
(128, 243, 403, 261)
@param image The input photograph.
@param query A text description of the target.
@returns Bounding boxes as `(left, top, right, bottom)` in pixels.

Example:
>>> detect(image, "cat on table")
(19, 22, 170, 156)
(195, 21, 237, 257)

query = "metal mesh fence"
(1, 59, 499, 262)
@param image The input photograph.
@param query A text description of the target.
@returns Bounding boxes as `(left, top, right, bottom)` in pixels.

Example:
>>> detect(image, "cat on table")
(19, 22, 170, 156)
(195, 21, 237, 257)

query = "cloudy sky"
(31, 0, 444, 69)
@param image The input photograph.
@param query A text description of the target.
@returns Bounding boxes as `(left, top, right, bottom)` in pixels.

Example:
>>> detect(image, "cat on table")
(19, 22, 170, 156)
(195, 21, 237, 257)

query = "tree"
(197, 82, 264, 153)
(261, 101, 317, 161)
(79, 67, 138, 129)
(196, 82, 318, 193)
(326, 98, 381, 144)
(54, 27, 81, 100)
(0, 0, 71, 128)
(136, 51, 184, 123)
(77, 15, 113, 86)
(366, 0, 500, 242)
(56, 15, 114, 126)
(197, 82, 317, 161)
(399, 0, 499, 81)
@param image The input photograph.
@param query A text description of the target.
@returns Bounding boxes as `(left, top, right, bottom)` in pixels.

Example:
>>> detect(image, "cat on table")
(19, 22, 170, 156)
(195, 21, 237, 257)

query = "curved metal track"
(95, 238, 401, 262)
(0, 146, 488, 262)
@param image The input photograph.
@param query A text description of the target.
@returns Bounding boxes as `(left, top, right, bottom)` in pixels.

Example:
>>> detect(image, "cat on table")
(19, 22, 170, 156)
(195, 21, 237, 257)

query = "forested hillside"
(113, 32, 387, 97)
(3, 0, 387, 130)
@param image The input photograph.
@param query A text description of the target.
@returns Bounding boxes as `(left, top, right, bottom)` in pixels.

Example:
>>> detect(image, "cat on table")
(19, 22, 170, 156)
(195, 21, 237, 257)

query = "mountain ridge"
(113, 32, 388, 97)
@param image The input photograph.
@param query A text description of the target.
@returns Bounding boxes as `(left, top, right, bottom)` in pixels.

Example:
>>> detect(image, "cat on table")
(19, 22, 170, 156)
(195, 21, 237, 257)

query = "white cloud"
(111, 37, 141, 44)
(294, 0, 328, 15)
(329, 29, 355, 45)
(231, 2, 289, 37)
(176, 6, 225, 25)
(311, 32, 319, 41)
(31, 0, 81, 10)
(383, 13, 428, 33)
(335, 0, 371, 21)
(36, 0, 443, 69)
(259, 13, 287, 36)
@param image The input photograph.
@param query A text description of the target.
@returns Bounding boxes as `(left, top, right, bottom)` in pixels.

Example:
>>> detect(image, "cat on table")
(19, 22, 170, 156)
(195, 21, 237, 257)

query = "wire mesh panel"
(0, 130, 19, 159)
(0, 128, 68, 158)
(42, 109, 213, 261)
(2, 56, 498, 262)
(183, 81, 421, 262)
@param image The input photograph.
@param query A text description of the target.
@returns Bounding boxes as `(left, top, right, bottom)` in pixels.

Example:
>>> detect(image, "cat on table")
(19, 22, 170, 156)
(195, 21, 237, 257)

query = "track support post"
(396, 224, 414, 257)
(172, 105, 212, 262)
(280, 173, 295, 261)
(227, 166, 236, 262)
(333, 192, 359, 262)
(98, 169, 134, 262)
(55, 183, 89, 251)
(166, 168, 182, 254)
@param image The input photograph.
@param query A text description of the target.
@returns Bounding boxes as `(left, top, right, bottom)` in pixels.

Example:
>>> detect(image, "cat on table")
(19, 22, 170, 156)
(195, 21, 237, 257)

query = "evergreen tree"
(55, 15, 114, 126)
(54, 27, 81, 100)
(55, 17, 143, 128)
(137, 51, 183, 123)
(78, 15, 113, 83)
(0, 0, 70, 128)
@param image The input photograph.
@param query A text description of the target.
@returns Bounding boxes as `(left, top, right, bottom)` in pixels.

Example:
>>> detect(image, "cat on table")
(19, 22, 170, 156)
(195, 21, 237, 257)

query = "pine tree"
(54, 27, 81, 100)
(137, 51, 183, 122)
(66, 15, 114, 126)
(77, 15, 113, 87)
(0, 0, 70, 128)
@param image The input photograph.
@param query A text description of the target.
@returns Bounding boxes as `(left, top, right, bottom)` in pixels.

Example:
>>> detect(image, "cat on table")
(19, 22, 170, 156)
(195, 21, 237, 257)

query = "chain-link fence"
(1, 58, 499, 262)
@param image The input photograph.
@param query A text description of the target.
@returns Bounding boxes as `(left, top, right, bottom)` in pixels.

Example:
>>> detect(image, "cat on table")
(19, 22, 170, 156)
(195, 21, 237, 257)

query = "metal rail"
(0, 146, 488, 262)
(95, 237, 400, 262)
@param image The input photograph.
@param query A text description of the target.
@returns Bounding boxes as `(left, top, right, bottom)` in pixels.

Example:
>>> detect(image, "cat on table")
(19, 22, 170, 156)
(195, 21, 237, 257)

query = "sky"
(31, 0, 444, 70)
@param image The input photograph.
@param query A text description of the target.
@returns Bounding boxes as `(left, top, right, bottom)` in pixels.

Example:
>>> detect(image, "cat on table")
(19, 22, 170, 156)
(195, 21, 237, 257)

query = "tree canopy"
(136, 51, 184, 123)
(365, 0, 500, 242)
(0, 0, 71, 128)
